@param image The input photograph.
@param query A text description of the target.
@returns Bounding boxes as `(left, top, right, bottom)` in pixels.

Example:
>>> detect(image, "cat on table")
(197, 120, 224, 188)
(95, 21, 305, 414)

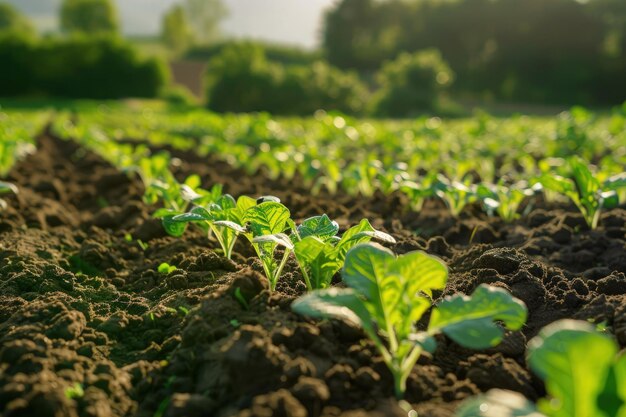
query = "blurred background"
(1, 0, 625, 116)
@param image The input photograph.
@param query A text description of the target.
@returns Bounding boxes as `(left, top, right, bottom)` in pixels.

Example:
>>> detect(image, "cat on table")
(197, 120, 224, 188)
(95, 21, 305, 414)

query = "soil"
(1, 132, 625, 417)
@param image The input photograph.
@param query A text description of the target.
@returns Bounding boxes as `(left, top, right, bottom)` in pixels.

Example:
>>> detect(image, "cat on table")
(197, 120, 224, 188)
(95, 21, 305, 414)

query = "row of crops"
(49, 104, 626, 229)
(1, 103, 626, 416)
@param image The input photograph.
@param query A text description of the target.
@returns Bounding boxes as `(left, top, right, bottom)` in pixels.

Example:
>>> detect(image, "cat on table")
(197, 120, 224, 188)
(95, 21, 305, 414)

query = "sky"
(3, 0, 336, 48)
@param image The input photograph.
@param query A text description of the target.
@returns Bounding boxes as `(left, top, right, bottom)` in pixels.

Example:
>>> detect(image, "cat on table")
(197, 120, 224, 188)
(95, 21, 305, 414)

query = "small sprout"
(234, 287, 249, 310)
(124, 233, 133, 242)
(291, 216, 396, 291)
(157, 262, 177, 275)
(540, 157, 626, 229)
(137, 240, 149, 250)
(230, 319, 241, 328)
(178, 306, 189, 316)
(64, 382, 84, 400)
(432, 175, 476, 216)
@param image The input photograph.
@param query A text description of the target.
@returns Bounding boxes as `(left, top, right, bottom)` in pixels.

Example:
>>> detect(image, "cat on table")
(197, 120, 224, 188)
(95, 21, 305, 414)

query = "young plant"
(475, 181, 541, 222)
(540, 157, 626, 229)
(185, 196, 293, 290)
(400, 175, 436, 212)
(289, 215, 396, 290)
(457, 319, 626, 417)
(293, 243, 527, 398)
(432, 175, 476, 216)
(172, 194, 256, 259)
(0, 181, 18, 211)
(154, 178, 224, 237)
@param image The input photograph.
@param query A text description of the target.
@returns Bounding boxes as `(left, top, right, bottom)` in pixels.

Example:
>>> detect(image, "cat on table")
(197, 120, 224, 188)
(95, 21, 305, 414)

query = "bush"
(0, 33, 37, 96)
(159, 85, 197, 107)
(374, 50, 453, 117)
(0, 35, 168, 99)
(204, 43, 366, 115)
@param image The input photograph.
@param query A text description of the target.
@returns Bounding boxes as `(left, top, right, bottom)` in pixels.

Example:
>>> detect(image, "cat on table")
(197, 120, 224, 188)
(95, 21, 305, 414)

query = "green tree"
(60, 0, 119, 35)
(183, 0, 227, 45)
(162, 5, 193, 53)
(0, 3, 35, 36)
(374, 49, 454, 117)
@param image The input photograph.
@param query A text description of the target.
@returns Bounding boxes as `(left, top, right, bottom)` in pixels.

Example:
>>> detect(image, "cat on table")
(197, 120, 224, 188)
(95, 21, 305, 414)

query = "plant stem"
(300, 266, 313, 291)
(272, 248, 292, 291)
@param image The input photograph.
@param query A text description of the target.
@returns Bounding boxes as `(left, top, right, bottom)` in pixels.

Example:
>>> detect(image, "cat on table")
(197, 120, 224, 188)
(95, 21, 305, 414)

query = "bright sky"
(6, 0, 337, 48)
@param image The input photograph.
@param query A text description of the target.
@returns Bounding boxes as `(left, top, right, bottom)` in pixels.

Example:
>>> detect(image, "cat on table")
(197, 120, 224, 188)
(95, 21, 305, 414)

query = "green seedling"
(400, 176, 436, 212)
(64, 382, 84, 400)
(289, 215, 396, 290)
(153, 178, 223, 238)
(475, 181, 541, 222)
(157, 263, 177, 275)
(177, 196, 292, 289)
(233, 287, 249, 310)
(457, 319, 626, 417)
(377, 162, 411, 194)
(173, 194, 255, 260)
(0, 180, 18, 211)
(293, 243, 527, 398)
(540, 157, 626, 229)
(433, 175, 476, 216)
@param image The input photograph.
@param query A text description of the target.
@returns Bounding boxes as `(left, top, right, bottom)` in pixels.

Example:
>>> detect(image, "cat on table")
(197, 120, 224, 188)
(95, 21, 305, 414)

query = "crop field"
(1, 102, 626, 417)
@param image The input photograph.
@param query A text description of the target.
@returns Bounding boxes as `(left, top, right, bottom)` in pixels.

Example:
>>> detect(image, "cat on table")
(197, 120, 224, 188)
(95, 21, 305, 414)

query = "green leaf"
(294, 236, 326, 264)
(291, 287, 375, 336)
(0, 181, 18, 195)
(527, 320, 619, 417)
(162, 215, 187, 237)
(604, 173, 626, 192)
(252, 233, 295, 250)
(244, 202, 291, 237)
(352, 230, 397, 244)
(429, 284, 527, 349)
(297, 214, 340, 241)
(570, 157, 599, 198)
(540, 174, 576, 196)
(342, 243, 445, 338)
(456, 389, 545, 417)
(213, 220, 246, 234)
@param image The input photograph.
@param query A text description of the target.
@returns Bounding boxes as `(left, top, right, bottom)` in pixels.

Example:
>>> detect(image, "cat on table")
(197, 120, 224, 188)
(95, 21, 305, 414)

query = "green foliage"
(433, 176, 476, 217)
(374, 50, 454, 116)
(61, 0, 119, 35)
(457, 320, 626, 417)
(540, 157, 626, 229)
(0, 35, 168, 99)
(204, 42, 366, 115)
(324, 0, 626, 105)
(64, 382, 84, 400)
(291, 216, 396, 290)
(157, 263, 177, 275)
(293, 243, 527, 398)
(476, 181, 540, 222)
(173, 194, 252, 259)
(0, 3, 35, 36)
(161, 5, 193, 53)
(182, 0, 227, 45)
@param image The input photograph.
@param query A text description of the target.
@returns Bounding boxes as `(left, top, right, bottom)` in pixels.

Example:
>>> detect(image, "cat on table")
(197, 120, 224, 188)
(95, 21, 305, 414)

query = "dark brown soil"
(1, 133, 625, 417)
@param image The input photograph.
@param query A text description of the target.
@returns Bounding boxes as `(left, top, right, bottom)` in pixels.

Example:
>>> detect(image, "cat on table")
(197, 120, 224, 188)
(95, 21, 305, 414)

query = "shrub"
(374, 49, 454, 117)
(204, 43, 366, 115)
(0, 35, 168, 99)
